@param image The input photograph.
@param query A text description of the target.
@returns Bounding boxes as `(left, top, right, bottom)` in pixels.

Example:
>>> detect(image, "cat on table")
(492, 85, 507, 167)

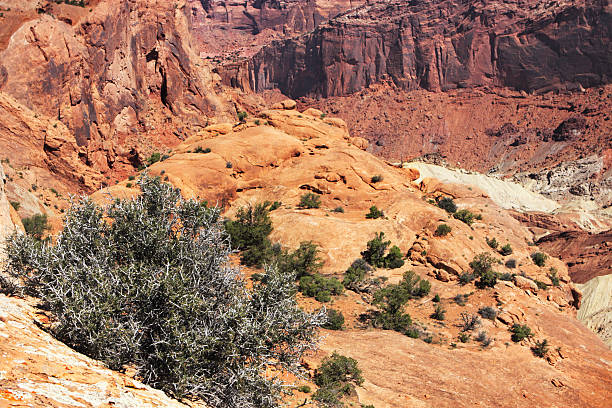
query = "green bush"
(370, 175, 383, 183)
(194, 146, 211, 154)
(342, 258, 371, 289)
(435, 224, 451, 237)
(436, 197, 457, 213)
(532, 339, 549, 358)
(458, 272, 475, 285)
(458, 333, 470, 343)
(299, 274, 343, 302)
(486, 237, 498, 249)
(313, 353, 364, 406)
(510, 324, 533, 342)
(323, 309, 345, 330)
(365, 205, 384, 219)
(453, 209, 477, 225)
(478, 306, 497, 320)
(460, 313, 481, 332)
(372, 271, 430, 333)
(128, 175, 136, 181)
(505, 258, 517, 269)
(224, 202, 274, 267)
(500, 243, 513, 256)
(237, 111, 247, 122)
(276, 241, 323, 279)
(531, 252, 548, 267)
(299, 192, 321, 209)
(297, 385, 311, 393)
(9, 201, 20, 211)
(22, 213, 50, 240)
(6, 175, 325, 407)
(431, 304, 446, 320)
(332, 206, 344, 213)
(146, 152, 161, 165)
(432, 294, 441, 302)
(470, 253, 498, 288)
(453, 293, 467, 306)
(534, 279, 549, 290)
(548, 268, 560, 287)
(361, 232, 404, 269)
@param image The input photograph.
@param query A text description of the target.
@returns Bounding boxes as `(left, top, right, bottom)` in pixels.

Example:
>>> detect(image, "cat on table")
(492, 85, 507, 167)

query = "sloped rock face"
(577, 274, 612, 348)
(0, 0, 233, 183)
(233, 0, 612, 97)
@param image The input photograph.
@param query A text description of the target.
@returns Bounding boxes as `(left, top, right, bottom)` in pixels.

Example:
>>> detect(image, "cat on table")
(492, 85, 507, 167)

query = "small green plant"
(432, 294, 441, 303)
(297, 385, 311, 393)
(510, 324, 533, 342)
(194, 146, 211, 154)
(320, 113, 327, 119)
(224, 201, 274, 267)
(548, 268, 560, 287)
(365, 205, 384, 219)
(126, 182, 132, 188)
(499, 272, 514, 281)
(146, 152, 161, 165)
(22, 214, 50, 241)
(460, 312, 481, 332)
(478, 306, 497, 320)
(299, 274, 343, 302)
(486, 237, 499, 249)
(332, 206, 345, 213)
(458, 272, 475, 285)
(9, 201, 20, 211)
(128, 175, 136, 181)
(470, 253, 498, 288)
(500, 243, 513, 256)
(226, 161, 233, 168)
(453, 293, 467, 306)
(436, 197, 457, 213)
(532, 339, 549, 358)
(453, 209, 477, 225)
(370, 175, 383, 183)
(431, 304, 446, 320)
(476, 331, 492, 347)
(313, 353, 364, 407)
(458, 332, 470, 343)
(299, 192, 321, 209)
(534, 279, 549, 290)
(342, 259, 371, 289)
(323, 309, 345, 330)
(237, 111, 247, 122)
(435, 224, 452, 237)
(361, 232, 404, 269)
(254, 119, 260, 125)
(505, 258, 517, 268)
(531, 252, 548, 267)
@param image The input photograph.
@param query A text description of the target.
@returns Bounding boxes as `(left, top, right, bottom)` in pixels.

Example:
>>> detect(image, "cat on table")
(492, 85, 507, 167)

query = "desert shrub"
(194, 146, 211, 154)
(436, 197, 457, 213)
(458, 272, 475, 285)
(435, 224, 452, 237)
(370, 175, 383, 183)
(453, 293, 467, 306)
(299, 192, 321, 209)
(431, 304, 446, 320)
(365, 205, 384, 219)
(453, 209, 476, 225)
(532, 339, 549, 358)
(313, 353, 364, 406)
(458, 333, 470, 343)
(224, 201, 274, 267)
(332, 206, 344, 213)
(478, 306, 497, 320)
(237, 111, 247, 122)
(299, 274, 343, 302)
(470, 253, 498, 288)
(460, 313, 481, 332)
(6, 175, 325, 407)
(432, 294, 441, 303)
(128, 175, 136, 181)
(499, 272, 514, 281)
(475, 331, 492, 347)
(146, 152, 161, 165)
(323, 309, 345, 330)
(9, 201, 20, 211)
(22, 213, 50, 241)
(534, 279, 549, 290)
(126, 183, 132, 188)
(504, 258, 517, 269)
(531, 252, 548, 267)
(226, 161, 233, 168)
(342, 258, 371, 289)
(510, 324, 533, 342)
(500, 243, 513, 256)
(548, 268, 560, 287)
(276, 241, 323, 279)
(361, 232, 404, 269)
(486, 237, 498, 249)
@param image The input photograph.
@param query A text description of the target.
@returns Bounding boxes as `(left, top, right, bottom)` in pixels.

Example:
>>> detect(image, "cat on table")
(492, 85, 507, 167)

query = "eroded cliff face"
(230, 0, 612, 97)
(0, 0, 234, 185)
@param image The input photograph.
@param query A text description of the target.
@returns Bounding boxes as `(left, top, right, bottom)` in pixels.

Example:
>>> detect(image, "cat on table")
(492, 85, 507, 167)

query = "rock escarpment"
(231, 0, 612, 97)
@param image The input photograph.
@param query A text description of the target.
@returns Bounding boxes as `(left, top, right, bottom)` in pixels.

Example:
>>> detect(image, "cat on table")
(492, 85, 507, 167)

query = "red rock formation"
(229, 0, 612, 97)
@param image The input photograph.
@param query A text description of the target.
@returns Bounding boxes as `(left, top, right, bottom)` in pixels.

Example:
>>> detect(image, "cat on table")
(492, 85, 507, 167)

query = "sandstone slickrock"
(577, 274, 612, 348)
(229, 0, 612, 97)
